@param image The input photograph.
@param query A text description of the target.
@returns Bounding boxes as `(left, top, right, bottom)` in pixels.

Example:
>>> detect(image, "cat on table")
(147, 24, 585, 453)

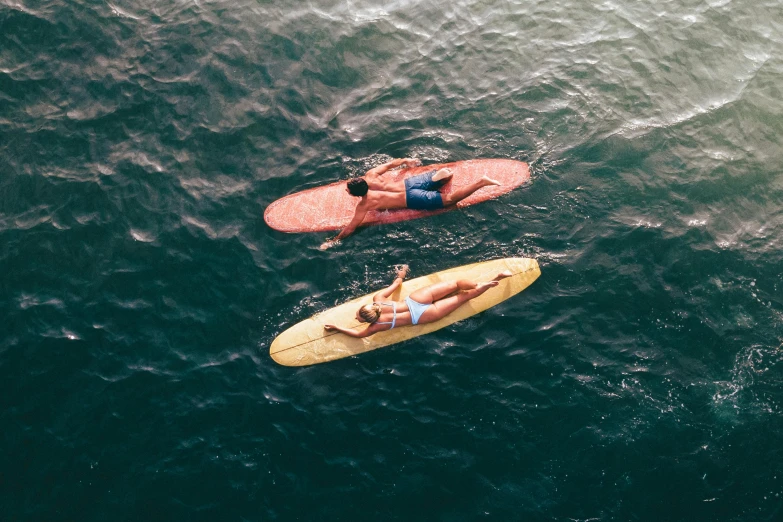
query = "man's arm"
(365, 157, 420, 179)
(319, 200, 369, 250)
(373, 265, 409, 300)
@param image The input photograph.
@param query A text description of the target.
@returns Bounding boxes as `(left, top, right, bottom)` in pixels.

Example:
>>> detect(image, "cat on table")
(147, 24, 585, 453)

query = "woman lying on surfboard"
(319, 158, 501, 250)
(323, 264, 513, 338)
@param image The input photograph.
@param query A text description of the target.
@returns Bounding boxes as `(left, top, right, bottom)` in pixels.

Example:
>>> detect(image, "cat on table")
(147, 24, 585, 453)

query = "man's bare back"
(319, 157, 500, 250)
(362, 178, 411, 209)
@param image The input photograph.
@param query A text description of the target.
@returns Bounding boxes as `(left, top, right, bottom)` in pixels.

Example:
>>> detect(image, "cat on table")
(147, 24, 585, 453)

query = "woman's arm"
(324, 324, 377, 338)
(373, 264, 409, 300)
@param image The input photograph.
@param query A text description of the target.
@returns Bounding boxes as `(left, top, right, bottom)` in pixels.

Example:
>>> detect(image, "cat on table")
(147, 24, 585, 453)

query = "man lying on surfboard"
(319, 158, 501, 249)
(323, 264, 513, 338)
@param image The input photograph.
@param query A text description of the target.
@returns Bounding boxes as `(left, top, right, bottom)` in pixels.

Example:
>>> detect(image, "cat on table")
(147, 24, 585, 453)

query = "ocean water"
(2, 0, 783, 520)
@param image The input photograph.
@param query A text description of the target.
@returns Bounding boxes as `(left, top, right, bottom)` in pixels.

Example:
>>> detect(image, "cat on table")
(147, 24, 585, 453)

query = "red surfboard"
(264, 159, 530, 233)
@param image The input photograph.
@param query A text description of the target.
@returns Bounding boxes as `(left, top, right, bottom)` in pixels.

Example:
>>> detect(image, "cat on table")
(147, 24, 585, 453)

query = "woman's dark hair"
(347, 177, 369, 196)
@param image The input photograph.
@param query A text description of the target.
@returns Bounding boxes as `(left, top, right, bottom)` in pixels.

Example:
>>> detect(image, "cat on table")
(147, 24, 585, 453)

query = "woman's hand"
(324, 324, 336, 331)
(395, 264, 410, 280)
(404, 158, 421, 168)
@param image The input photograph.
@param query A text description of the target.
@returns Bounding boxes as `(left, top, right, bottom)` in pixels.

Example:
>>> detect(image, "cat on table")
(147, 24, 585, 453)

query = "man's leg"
(441, 176, 501, 206)
(431, 168, 453, 183)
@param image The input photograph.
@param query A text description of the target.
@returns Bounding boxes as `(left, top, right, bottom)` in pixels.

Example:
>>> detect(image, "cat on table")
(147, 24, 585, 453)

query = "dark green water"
(2, 0, 782, 520)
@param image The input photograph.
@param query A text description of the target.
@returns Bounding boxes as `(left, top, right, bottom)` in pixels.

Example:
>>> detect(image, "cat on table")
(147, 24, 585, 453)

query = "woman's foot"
(476, 281, 500, 291)
(480, 176, 501, 186)
(493, 270, 513, 281)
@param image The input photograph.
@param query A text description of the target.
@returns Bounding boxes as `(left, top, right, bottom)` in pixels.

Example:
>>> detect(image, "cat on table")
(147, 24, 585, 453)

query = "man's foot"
(493, 270, 513, 281)
(432, 168, 453, 182)
(481, 176, 502, 186)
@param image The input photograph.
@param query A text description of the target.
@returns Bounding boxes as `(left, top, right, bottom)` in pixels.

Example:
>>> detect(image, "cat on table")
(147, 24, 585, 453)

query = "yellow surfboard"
(270, 257, 541, 366)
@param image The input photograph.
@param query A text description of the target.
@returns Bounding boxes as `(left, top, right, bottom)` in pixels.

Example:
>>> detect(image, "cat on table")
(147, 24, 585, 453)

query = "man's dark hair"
(347, 177, 369, 197)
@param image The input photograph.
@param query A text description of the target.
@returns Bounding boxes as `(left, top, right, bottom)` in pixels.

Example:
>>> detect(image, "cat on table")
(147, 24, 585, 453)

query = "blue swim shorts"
(404, 170, 446, 210)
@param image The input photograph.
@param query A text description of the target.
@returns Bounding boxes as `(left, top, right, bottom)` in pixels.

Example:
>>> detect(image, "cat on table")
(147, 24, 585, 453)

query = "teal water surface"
(2, 0, 783, 520)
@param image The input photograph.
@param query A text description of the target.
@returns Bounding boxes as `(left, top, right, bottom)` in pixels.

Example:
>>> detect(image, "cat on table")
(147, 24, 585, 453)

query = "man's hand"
(404, 158, 421, 168)
(319, 239, 339, 250)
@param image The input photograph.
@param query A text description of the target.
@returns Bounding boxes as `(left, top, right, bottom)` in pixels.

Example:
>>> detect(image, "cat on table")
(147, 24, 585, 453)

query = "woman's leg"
(416, 271, 513, 323)
(417, 282, 497, 323)
(408, 279, 476, 304)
